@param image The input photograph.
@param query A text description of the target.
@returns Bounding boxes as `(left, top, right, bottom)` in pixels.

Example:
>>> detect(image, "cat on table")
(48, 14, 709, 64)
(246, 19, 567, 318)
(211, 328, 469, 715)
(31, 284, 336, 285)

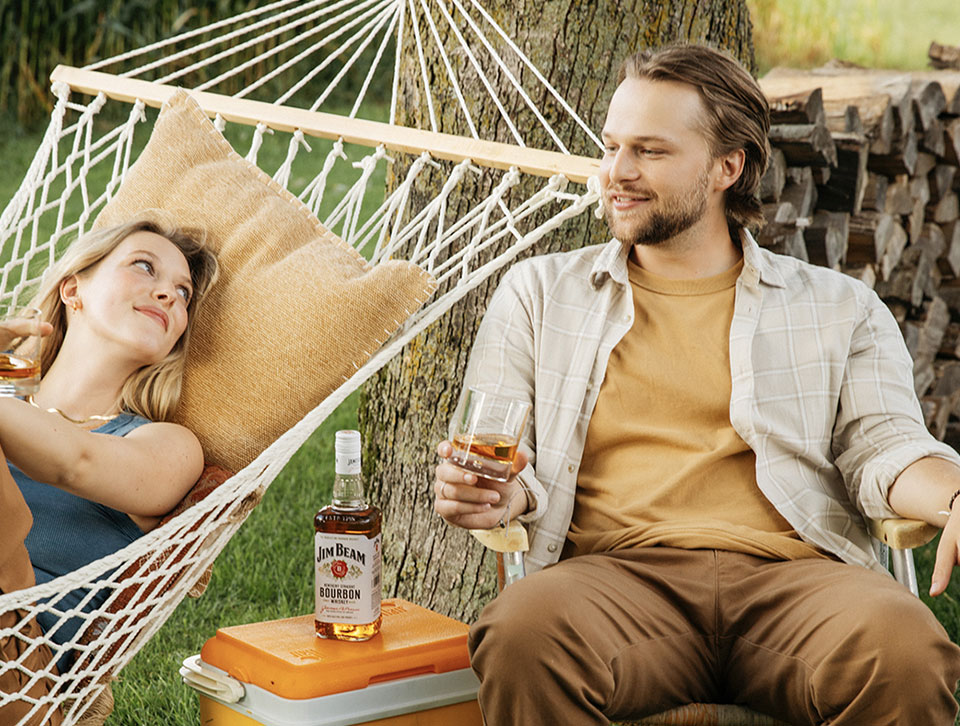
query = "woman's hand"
(0, 318, 53, 349)
(434, 440, 529, 530)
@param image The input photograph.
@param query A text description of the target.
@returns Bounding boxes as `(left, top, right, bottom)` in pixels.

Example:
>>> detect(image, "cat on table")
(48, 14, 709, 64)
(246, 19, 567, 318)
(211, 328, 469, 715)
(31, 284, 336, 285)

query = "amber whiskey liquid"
(315, 430, 382, 641)
(0, 353, 39, 379)
(450, 433, 519, 481)
(0, 352, 40, 396)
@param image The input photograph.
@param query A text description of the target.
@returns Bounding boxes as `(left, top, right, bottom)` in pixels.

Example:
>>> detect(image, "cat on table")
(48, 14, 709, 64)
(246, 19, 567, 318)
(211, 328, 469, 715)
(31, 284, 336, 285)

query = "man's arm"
(433, 264, 549, 530)
(888, 457, 960, 596)
(832, 288, 960, 595)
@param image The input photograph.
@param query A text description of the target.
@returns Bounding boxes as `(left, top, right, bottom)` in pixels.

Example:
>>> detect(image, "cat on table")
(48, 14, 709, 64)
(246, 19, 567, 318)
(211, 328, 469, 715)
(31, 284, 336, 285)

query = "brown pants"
(469, 548, 960, 725)
(1, 454, 63, 726)
(0, 605, 63, 726)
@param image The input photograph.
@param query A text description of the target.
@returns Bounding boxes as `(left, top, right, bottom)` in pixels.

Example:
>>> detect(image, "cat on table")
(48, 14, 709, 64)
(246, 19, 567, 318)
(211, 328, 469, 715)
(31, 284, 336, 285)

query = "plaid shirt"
(459, 231, 960, 574)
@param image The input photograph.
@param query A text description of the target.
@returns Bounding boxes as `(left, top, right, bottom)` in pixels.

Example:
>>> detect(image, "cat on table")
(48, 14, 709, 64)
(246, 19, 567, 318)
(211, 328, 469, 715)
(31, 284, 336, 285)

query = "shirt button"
(547, 544, 558, 553)
(622, 315, 630, 323)
(568, 464, 575, 473)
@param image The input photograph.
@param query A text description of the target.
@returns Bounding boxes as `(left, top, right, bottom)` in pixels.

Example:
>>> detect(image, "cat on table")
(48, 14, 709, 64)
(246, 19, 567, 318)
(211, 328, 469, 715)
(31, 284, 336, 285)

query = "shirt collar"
(589, 228, 787, 290)
(589, 238, 631, 288)
(740, 228, 787, 289)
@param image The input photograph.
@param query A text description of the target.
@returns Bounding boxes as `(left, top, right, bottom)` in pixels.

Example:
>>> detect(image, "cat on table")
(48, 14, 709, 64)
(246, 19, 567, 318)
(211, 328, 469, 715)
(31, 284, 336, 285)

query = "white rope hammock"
(0, 1, 601, 723)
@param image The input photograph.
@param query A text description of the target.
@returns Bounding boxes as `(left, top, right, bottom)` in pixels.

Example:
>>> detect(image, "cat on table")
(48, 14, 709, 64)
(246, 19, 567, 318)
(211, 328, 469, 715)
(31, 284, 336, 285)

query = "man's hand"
(931, 507, 960, 597)
(888, 457, 960, 597)
(434, 440, 529, 530)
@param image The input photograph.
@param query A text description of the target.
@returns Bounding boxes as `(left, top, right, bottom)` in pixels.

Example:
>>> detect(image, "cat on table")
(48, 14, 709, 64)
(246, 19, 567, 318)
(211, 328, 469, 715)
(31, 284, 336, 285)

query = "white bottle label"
(315, 532, 381, 625)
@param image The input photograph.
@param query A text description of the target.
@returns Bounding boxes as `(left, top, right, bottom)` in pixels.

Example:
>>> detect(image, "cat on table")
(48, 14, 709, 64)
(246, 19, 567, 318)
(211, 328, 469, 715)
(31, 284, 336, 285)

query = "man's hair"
(29, 213, 219, 422)
(618, 44, 770, 230)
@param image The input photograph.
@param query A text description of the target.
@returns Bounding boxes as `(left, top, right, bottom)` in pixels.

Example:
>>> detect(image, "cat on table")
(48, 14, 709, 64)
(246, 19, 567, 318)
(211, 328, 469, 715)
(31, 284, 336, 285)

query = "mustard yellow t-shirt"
(564, 257, 826, 561)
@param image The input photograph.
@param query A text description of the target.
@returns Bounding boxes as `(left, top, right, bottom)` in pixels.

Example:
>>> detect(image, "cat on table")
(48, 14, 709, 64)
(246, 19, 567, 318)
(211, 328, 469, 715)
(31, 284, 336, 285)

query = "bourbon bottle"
(314, 430, 382, 640)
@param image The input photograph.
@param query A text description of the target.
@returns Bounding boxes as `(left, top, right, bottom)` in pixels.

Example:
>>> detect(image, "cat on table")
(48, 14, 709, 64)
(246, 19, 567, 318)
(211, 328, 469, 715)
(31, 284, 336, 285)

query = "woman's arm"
(0, 398, 203, 519)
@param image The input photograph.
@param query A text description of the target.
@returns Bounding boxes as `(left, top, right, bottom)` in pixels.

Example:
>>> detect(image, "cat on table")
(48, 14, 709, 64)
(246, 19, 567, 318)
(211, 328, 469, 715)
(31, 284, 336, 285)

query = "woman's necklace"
(25, 395, 121, 425)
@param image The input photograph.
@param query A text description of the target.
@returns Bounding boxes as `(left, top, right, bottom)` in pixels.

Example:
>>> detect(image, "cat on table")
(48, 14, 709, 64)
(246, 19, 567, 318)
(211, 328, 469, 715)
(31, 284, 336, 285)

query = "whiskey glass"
(0, 305, 42, 397)
(448, 388, 531, 482)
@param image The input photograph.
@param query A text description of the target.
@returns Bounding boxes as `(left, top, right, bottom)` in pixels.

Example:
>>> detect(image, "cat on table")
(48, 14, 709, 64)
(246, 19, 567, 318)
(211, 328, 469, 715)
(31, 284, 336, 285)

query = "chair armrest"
(470, 521, 529, 553)
(867, 518, 939, 550)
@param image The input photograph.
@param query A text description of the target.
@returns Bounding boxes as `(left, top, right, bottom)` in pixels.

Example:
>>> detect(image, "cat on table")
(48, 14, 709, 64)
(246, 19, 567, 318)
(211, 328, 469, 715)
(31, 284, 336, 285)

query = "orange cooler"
(180, 599, 483, 726)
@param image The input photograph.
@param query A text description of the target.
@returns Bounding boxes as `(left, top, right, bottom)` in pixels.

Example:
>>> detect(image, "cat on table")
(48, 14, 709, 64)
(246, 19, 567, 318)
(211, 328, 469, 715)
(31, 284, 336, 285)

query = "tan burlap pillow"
(94, 90, 436, 470)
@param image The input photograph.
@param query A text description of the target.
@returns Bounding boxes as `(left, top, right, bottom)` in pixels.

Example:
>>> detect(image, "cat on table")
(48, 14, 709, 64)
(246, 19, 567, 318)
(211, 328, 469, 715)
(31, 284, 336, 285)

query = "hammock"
(0, 1, 601, 723)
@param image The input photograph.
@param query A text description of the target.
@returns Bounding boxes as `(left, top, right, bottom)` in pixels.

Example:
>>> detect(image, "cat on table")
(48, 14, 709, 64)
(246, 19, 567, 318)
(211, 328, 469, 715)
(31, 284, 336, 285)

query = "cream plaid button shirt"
(458, 230, 960, 574)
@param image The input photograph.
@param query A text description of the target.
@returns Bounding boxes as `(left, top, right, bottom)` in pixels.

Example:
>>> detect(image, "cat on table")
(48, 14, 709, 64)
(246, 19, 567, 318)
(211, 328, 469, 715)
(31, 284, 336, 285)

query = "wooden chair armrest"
(470, 521, 529, 553)
(867, 517, 939, 550)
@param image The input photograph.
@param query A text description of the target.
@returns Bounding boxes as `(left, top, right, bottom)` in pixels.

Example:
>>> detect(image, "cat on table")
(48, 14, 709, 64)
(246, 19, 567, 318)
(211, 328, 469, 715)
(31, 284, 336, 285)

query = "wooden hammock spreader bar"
(50, 65, 601, 184)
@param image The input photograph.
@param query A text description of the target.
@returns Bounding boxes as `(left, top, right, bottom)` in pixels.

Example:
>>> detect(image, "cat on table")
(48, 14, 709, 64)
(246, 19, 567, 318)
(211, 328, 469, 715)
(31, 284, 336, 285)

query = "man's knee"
(844, 593, 957, 670)
(814, 593, 960, 722)
(469, 570, 577, 669)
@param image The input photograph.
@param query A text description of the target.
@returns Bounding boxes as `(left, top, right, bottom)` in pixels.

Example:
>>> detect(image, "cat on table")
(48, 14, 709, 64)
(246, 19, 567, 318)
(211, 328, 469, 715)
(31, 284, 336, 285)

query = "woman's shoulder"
(105, 414, 201, 451)
(112, 415, 204, 465)
(94, 412, 152, 436)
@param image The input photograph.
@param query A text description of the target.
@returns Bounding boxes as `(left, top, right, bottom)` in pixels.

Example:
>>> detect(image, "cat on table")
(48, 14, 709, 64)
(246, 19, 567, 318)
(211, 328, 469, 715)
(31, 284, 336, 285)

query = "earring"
(69, 299, 82, 312)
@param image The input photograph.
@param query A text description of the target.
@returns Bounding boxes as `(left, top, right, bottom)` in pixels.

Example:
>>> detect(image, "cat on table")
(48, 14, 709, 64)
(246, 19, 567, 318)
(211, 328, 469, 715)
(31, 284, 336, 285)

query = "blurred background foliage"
(4, 0, 960, 130)
(747, 0, 960, 74)
(2, 0, 241, 126)
(0, 0, 388, 128)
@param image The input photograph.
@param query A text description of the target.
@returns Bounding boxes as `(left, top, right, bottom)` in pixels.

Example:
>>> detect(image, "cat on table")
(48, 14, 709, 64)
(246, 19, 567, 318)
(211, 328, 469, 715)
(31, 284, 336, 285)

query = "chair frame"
(489, 517, 939, 726)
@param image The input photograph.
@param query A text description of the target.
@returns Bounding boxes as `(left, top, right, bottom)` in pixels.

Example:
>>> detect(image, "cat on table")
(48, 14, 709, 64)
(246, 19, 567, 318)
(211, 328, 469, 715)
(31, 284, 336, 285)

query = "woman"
(0, 215, 218, 714)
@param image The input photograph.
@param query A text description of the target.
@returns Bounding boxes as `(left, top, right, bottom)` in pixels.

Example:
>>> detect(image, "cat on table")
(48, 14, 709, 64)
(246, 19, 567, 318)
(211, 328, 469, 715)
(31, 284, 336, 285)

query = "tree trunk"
(359, 0, 757, 622)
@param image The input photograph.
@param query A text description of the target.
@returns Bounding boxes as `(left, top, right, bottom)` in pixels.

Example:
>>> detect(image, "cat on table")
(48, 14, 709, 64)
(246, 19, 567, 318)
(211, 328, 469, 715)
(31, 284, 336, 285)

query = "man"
(433, 44, 960, 725)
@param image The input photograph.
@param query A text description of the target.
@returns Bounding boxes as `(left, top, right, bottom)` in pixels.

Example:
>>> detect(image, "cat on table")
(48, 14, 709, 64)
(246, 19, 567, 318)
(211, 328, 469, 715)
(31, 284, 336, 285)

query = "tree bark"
(359, 0, 757, 622)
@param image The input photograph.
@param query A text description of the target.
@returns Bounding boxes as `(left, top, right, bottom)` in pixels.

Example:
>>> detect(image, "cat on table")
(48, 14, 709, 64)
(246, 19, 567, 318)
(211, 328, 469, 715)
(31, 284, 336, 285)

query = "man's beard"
(603, 170, 710, 247)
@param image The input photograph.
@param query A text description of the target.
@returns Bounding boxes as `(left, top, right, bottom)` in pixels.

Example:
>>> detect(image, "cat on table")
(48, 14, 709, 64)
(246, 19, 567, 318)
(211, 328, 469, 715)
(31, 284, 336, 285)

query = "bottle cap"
(335, 430, 361, 474)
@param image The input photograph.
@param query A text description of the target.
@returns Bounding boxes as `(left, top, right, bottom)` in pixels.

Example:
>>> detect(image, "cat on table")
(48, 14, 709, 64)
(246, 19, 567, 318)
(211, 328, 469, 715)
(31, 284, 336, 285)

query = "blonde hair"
(29, 215, 219, 421)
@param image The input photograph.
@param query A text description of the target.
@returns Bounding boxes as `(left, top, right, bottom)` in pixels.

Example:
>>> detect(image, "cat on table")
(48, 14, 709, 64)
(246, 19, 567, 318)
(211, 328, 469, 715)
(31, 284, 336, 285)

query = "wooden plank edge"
(51, 65, 601, 185)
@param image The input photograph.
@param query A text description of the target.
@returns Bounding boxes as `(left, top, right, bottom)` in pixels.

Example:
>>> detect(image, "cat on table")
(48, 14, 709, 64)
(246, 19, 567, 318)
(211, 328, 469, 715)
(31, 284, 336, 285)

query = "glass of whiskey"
(0, 306, 42, 397)
(448, 388, 531, 482)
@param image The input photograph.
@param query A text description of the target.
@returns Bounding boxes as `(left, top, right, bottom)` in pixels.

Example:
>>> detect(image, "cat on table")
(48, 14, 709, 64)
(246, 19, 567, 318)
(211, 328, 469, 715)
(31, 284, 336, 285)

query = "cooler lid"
(199, 599, 472, 699)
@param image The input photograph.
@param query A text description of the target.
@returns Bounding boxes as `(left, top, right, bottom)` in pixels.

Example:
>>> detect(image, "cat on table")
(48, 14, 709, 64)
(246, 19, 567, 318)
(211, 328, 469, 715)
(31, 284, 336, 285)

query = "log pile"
(757, 53, 960, 447)
(930, 42, 960, 71)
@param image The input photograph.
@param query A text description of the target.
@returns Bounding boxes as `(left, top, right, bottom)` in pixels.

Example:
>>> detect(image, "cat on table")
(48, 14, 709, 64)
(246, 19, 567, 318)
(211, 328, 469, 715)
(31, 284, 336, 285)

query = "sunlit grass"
(748, 0, 960, 73)
(4, 2, 960, 723)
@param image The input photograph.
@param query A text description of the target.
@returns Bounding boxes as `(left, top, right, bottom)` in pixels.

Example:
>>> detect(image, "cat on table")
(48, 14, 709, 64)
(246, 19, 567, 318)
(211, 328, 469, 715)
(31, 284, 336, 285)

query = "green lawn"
(4, 113, 959, 723)
(108, 391, 360, 725)
(4, 2, 960, 722)
(0, 103, 388, 724)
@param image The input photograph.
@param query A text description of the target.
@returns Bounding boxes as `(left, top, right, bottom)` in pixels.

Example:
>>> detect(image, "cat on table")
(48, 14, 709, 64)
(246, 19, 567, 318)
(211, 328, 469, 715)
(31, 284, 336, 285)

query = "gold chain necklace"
(25, 395, 121, 425)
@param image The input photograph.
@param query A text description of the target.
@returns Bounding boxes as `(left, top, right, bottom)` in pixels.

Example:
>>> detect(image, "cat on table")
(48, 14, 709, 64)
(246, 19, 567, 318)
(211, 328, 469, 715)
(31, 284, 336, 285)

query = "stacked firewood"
(756, 47, 960, 447)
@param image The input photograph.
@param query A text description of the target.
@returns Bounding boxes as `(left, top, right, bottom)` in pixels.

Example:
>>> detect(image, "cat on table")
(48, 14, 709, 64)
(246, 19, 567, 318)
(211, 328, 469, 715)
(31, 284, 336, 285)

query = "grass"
(747, 0, 960, 73)
(0, 99, 389, 724)
(107, 390, 361, 725)
(3, 2, 960, 723)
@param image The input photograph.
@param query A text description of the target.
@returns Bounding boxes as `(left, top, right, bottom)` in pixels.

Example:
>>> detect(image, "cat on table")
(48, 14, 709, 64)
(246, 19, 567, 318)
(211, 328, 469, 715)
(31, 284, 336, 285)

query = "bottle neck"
(332, 471, 365, 509)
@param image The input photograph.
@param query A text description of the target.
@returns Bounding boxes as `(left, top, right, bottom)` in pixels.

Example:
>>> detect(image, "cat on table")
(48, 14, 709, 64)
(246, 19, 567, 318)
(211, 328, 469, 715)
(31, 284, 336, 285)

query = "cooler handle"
(180, 654, 246, 704)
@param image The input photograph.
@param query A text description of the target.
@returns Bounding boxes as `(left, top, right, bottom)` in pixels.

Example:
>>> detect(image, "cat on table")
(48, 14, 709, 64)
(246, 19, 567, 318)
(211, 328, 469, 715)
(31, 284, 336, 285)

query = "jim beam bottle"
(314, 430, 382, 640)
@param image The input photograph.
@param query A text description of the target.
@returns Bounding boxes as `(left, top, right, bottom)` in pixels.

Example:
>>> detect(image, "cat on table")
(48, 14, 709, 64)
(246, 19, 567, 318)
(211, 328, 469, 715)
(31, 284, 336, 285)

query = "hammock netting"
(0, 1, 601, 722)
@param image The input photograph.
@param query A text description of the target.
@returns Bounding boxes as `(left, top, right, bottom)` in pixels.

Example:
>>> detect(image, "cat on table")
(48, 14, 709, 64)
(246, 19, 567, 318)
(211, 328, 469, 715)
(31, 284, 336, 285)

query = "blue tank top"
(12, 413, 151, 669)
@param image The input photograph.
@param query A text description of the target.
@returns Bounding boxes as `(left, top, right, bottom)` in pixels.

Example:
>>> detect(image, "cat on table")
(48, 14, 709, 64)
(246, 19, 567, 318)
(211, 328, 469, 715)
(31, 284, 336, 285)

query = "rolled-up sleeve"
(832, 288, 960, 520)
